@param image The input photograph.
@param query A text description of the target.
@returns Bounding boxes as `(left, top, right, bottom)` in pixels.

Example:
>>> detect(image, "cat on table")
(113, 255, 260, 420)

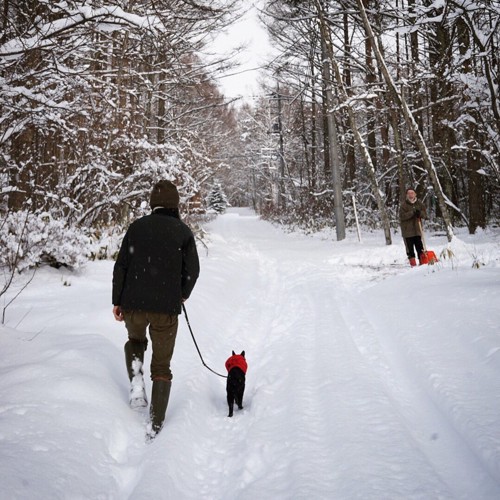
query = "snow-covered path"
(1, 208, 499, 499)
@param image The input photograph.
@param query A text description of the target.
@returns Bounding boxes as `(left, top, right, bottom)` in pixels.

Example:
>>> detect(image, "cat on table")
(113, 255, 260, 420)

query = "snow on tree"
(244, 0, 499, 234)
(0, 0, 241, 274)
(207, 182, 229, 214)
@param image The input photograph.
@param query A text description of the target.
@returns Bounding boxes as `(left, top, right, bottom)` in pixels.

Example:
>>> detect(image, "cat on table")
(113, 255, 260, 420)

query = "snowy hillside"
(1, 208, 499, 499)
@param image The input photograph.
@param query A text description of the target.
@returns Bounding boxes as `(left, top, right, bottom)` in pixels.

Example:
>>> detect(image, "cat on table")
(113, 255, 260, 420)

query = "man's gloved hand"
(414, 209, 421, 218)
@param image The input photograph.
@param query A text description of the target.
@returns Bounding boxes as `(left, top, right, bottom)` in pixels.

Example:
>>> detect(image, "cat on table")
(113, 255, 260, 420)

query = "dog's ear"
(241, 350, 245, 358)
(232, 350, 235, 356)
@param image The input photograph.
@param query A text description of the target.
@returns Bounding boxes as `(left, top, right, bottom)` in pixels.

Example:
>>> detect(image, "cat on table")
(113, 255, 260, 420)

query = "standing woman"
(399, 188, 427, 267)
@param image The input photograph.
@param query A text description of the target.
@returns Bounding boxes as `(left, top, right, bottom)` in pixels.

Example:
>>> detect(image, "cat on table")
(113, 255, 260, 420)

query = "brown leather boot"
(149, 379, 171, 438)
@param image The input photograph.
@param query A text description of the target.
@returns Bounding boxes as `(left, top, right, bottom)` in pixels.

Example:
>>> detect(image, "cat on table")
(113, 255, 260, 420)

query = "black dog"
(225, 351, 247, 417)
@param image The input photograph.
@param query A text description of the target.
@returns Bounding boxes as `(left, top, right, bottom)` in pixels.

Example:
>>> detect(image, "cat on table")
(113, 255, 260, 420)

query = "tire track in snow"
(337, 283, 500, 499)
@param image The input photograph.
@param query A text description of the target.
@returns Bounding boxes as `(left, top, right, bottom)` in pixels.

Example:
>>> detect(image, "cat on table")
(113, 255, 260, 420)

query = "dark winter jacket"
(399, 199, 427, 238)
(225, 354, 247, 374)
(112, 209, 200, 315)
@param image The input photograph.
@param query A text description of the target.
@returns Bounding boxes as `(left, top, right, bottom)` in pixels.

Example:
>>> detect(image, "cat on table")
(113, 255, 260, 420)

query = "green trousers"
(122, 310, 178, 381)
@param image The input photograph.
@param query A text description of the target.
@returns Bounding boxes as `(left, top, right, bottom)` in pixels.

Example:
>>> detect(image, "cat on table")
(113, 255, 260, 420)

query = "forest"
(1, 0, 499, 275)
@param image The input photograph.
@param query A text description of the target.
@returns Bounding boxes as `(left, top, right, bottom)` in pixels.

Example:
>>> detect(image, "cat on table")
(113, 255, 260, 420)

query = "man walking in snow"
(112, 180, 200, 438)
(399, 188, 428, 267)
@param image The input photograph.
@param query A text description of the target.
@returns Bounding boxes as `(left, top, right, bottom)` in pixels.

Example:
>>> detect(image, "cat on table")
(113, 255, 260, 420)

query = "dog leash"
(182, 304, 227, 379)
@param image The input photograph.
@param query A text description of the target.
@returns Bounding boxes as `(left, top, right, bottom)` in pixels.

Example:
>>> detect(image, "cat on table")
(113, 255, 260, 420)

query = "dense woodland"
(233, 0, 500, 243)
(1, 1, 499, 277)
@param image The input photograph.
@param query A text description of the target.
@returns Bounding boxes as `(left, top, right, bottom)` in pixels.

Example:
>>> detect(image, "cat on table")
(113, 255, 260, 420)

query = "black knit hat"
(150, 180, 180, 209)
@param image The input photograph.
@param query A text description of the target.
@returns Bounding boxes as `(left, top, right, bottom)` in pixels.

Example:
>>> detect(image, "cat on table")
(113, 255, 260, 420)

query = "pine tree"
(207, 183, 229, 214)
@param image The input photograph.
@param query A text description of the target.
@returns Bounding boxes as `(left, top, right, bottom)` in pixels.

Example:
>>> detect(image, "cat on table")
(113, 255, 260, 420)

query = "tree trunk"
(467, 131, 485, 233)
(427, 13, 458, 217)
(343, 10, 356, 190)
(310, 71, 318, 189)
(299, 94, 311, 189)
(320, 35, 346, 240)
(457, 18, 486, 232)
(275, 82, 286, 210)
(393, 0, 408, 202)
(363, 0, 378, 171)
(321, 85, 331, 180)
(408, 0, 423, 133)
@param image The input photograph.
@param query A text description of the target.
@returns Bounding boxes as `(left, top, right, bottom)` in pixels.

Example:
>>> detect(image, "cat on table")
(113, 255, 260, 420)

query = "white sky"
(210, 3, 273, 102)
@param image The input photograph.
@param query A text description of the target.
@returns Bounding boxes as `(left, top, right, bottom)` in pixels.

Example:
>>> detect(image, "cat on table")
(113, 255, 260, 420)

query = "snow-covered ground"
(1, 208, 499, 499)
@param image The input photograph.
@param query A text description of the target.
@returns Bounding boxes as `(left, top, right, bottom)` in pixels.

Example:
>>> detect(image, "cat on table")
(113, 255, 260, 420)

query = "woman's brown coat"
(399, 199, 427, 238)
